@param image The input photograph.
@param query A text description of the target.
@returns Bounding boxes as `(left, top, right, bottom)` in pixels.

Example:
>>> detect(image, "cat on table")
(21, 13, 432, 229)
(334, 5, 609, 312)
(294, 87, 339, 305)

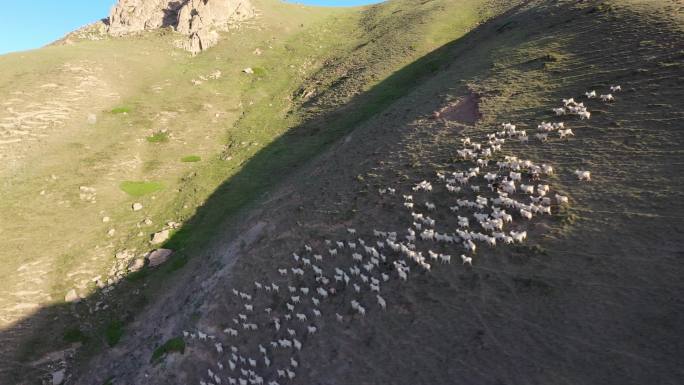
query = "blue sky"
(0, 0, 383, 55)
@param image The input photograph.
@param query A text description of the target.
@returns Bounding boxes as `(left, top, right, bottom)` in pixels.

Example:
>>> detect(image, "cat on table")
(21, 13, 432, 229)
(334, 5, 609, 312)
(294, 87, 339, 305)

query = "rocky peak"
(107, 0, 255, 54)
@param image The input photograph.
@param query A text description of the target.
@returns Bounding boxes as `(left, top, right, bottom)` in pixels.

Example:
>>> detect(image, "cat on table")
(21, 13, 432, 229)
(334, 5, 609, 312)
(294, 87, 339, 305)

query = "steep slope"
(0, 0, 517, 383)
(67, 0, 684, 385)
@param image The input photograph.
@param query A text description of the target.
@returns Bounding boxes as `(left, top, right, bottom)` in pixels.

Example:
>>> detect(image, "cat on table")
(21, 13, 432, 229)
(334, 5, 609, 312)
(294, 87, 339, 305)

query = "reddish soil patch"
(431, 92, 481, 124)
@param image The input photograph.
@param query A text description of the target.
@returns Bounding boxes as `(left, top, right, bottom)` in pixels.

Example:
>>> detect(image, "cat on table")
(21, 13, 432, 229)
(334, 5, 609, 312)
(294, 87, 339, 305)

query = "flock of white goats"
(183, 86, 621, 385)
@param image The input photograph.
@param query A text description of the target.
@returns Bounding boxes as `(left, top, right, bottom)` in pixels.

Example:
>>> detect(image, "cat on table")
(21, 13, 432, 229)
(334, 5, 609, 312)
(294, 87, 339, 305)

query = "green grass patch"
(119, 181, 164, 197)
(587, 3, 613, 14)
(110, 106, 131, 114)
(143, 159, 163, 173)
(146, 131, 170, 143)
(252, 67, 267, 77)
(63, 327, 88, 343)
(557, 205, 579, 227)
(166, 254, 189, 272)
(151, 337, 185, 363)
(126, 268, 149, 282)
(105, 320, 124, 347)
(181, 155, 202, 163)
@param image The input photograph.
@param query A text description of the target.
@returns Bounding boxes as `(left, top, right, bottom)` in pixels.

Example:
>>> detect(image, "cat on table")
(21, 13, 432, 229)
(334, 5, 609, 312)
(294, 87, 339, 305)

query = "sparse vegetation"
(181, 155, 201, 162)
(119, 181, 164, 196)
(251, 67, 267, 77)
(150, 337, 185, 364)
(110, 106, 131, 114)
(104, 320, 123, 347)
(63, 327, 88, 343)
(146, 131, 170, 143)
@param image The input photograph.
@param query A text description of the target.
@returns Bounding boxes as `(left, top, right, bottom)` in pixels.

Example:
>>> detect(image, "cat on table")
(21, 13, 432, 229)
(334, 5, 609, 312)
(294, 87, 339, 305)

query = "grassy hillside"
(2, 0, 682, 383)
(0, 0, 518, 382)
(67, 0, 683, 384)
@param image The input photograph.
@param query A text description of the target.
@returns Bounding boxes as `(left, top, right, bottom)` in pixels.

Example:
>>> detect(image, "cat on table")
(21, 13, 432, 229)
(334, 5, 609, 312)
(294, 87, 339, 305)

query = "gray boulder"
(147, 248, 173, 267)
(150, 229, 170, 244)
(52, 369, 65, 385)
(64, 289, 80, 303)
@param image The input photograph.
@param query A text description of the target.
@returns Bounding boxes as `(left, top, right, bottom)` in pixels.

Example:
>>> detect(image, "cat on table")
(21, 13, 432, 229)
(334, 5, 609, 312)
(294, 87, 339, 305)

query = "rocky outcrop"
(107, 0, 255, 54)
(177, 0, 255, 53)
(107, 0, 182, 35)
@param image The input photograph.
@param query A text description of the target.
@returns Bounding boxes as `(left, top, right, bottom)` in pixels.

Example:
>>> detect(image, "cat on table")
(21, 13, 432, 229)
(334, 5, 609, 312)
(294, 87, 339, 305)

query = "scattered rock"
(209, 70, 222, 79)
(102, 216, 110, 223)
(147, 248, 173, 267)
(150, 229, 170, 244)
(79, 186, 97, 202)
(167, 221, 181, 229)
(52, 369, 65, 385)
(253, 48, 262, 55)
(115, 249, 135, 260)
(128, 258, 145, 272)
(87, 113, 97, 124)
(132, 202, 143, 211)
(142, 218, 153, 226)
(243, 67, 254, 74)
(64, 289, 80, 303)
(107, 228, 116, 237)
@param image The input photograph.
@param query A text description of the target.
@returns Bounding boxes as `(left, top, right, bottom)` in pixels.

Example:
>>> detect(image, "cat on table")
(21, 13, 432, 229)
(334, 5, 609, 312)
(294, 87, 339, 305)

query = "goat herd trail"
(165, 90, 611, 385)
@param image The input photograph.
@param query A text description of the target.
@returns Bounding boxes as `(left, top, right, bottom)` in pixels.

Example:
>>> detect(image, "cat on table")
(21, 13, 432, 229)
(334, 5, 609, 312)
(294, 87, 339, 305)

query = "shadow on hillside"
(0, 2, 542, 383)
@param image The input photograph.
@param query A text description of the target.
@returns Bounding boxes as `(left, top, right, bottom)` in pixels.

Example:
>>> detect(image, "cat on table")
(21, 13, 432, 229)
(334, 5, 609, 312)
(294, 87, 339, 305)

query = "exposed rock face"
(107, 0, 255, 54)
(108, 0, 182, 35)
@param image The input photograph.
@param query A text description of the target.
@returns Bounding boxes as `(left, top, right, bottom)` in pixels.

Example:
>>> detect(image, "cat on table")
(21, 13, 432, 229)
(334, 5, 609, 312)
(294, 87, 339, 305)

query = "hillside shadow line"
(0, 2, 538, 383)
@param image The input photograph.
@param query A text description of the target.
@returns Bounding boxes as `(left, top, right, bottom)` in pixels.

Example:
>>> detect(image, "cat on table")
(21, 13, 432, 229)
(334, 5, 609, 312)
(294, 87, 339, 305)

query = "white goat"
(558, 128, 574, 139)
(574, 169, 591, 181)
(377, 295, 387, 310)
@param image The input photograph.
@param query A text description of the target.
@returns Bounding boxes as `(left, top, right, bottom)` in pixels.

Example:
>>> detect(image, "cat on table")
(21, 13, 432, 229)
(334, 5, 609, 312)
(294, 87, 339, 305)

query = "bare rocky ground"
(70, 2, 684, 385)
